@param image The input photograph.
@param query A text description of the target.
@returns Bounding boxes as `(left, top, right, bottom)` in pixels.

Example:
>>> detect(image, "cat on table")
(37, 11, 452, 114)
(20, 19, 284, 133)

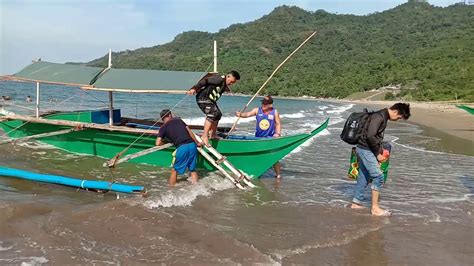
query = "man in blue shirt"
(236, 95, 282, 178)
(156, 109, 201, 186)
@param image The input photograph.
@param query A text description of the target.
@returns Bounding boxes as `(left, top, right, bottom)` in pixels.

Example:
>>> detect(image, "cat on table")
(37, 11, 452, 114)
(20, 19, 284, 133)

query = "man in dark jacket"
(351, 103, 411, 216)
(187, 70, 240, 146)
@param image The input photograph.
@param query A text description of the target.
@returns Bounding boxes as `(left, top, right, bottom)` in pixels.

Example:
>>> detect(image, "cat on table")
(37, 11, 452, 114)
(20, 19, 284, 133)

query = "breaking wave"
(143, 174, 235, 208)
(325, 104, 354, 114)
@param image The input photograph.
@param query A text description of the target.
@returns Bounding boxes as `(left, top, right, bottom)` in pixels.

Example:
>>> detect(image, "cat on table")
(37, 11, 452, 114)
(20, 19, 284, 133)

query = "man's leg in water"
(351, 161, 369, 209)
(369, 171, 388, 216)
(190, 171, 198, 184)
(355, 148, 389, 215)
(273, 162, 281, 178)
(169, 169, 178, 186)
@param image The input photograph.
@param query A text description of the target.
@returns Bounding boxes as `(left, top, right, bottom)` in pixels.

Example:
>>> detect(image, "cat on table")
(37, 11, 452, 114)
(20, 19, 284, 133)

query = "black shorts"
(197, 101, 222, 122)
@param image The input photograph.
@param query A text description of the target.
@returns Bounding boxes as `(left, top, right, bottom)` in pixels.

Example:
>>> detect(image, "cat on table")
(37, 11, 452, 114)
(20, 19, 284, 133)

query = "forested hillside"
(87, 1, 474, 101)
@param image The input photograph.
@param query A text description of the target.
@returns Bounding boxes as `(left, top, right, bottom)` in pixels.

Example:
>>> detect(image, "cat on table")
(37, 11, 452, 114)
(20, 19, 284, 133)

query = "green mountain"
(87, 1, 474, 101)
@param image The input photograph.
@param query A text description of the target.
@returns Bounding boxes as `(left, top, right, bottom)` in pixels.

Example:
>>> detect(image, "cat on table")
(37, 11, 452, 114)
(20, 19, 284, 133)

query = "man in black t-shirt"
(156, 109, 201, 186)
(187, 70, 240, 146)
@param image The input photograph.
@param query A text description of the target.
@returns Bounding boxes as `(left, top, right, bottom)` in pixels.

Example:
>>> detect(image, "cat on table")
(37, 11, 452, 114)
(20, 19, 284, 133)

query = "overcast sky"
(0, 0, 460, 74)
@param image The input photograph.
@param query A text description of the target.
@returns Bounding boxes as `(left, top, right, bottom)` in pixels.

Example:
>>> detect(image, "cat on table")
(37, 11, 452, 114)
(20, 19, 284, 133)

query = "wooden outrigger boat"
(0, 109, 328, 178)
(1, 36, 328, 182)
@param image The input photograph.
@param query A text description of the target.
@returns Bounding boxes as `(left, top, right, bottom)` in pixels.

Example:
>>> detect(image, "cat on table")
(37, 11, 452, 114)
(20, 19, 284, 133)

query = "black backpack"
(340, 108, 373, 145)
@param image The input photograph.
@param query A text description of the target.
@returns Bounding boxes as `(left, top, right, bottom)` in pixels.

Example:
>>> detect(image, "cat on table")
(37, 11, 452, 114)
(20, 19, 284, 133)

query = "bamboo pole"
(3, 113, 159, 135)
(196, 146, 245, 189)
(35, 82, 40, 118)
(1, 103, 35, 112)
(213, 40, 217, 73)
(193, 133, 255, 188)
(104, 143, 173, 167)
(0, 75, 93, 88)
(108, 91, 114, 125)
(81, 87, 189, 94)
(0, 128, 76, 145)
(228, 31, 317, 136)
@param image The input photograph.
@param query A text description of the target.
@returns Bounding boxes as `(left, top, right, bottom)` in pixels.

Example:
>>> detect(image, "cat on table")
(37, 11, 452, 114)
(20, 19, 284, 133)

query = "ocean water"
(0, 80, 473, 265)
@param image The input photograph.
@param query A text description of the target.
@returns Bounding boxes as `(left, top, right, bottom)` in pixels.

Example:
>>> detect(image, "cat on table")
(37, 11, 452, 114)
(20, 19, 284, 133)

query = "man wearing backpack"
(348, 103, 411, 216)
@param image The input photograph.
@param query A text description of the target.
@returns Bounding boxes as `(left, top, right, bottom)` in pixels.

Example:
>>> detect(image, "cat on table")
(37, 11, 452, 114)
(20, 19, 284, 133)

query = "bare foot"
(201, 135, 210, 147)
(350, 203, 366, 209)
(371, 207, 392, 216)
(273, 178, 281, 190)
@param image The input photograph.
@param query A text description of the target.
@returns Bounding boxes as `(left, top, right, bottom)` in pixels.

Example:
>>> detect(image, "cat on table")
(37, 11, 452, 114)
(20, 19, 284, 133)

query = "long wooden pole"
(0, 128, 76, 145)
(108, 91, 114, 125)
(213, 40, 218, 73)
(104, 143, 173, 168)
(35, 82, 40, 118)
(3, 113, 159, 135)
(108, 49, 114, 126)
(228, 31, 317, 135)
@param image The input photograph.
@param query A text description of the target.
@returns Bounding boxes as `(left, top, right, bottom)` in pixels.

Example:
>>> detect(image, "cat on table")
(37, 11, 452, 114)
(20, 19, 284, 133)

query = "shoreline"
(327, 99, 474, 156)
(237, 93, 472, 155)
(231, 94, 472, 154)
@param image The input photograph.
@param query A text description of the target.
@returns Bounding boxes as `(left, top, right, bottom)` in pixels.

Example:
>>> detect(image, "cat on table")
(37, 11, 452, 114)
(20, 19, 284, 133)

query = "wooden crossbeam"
(104, 143, 173, 167)
(3, 113, 159, 135)
(0, 128, 76, 145)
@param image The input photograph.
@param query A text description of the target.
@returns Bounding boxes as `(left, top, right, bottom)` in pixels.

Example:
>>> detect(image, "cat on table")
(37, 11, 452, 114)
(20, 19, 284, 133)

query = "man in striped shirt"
(187, 70, 240, 146)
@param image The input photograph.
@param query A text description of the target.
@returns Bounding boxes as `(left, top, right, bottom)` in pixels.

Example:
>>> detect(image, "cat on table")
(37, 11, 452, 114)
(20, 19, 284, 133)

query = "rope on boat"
(106, 60, 214, 168)
(0, 89, 102, 139)
(106, 94, 191, 168)
(1, 102, 35, 112)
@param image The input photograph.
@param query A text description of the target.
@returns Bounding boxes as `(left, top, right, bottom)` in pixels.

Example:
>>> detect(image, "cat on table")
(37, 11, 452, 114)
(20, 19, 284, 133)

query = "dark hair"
(389, 103, 411, 120)
(160, 109, 172, 120)
(261, 95, 273, 104)
(229, 70, 240, 80)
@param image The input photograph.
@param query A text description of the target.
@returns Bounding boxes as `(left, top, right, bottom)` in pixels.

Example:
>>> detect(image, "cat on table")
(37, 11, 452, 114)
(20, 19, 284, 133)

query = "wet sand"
(1, 191, 472, 265)
(1, 86, 473, 265)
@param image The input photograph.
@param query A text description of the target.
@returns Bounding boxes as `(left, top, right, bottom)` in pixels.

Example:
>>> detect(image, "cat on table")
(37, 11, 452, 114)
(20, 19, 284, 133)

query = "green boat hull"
(0, 111, 329, 178)
(456, 105, 474, 115)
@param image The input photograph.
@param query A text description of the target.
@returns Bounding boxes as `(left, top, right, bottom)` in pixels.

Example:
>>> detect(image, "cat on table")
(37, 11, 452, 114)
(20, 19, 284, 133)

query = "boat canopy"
(5, 61, 208, 93)
(12, 61, 103, 86)
(90, 68, 207, 93)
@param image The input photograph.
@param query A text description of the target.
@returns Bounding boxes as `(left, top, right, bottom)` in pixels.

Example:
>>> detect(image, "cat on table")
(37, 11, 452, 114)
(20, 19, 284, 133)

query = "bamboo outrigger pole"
(104, 143, 173, 168)
(228, 31, 317, 136)
(2, 113, 159, 135)
(0, 128, 76, 145)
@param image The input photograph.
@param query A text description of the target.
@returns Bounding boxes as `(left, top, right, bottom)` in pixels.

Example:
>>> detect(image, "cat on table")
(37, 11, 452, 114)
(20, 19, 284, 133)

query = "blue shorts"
(172, 142, 197, 175)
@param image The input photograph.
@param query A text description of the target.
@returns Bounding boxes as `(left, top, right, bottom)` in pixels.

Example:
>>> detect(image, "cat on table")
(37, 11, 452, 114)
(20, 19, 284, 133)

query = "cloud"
(0, 0, 162, 74)
(0, 0, 460, 74)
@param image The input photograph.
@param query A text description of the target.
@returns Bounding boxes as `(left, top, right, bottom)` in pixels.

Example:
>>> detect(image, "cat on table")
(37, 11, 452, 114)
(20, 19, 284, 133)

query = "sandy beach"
(253, 95, 472, 144)
(324, 99, 474, 155)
